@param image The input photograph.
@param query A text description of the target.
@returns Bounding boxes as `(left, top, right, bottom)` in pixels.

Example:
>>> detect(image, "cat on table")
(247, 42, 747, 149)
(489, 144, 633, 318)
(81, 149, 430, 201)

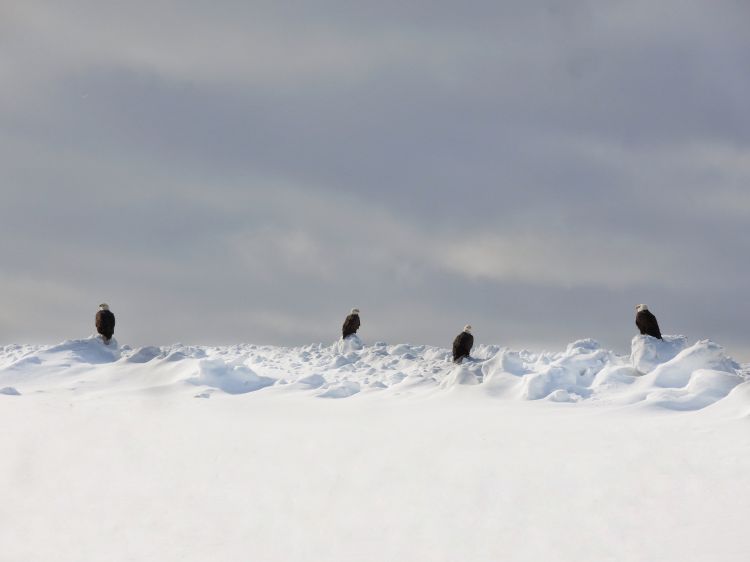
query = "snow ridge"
(0, 335, 746, 411)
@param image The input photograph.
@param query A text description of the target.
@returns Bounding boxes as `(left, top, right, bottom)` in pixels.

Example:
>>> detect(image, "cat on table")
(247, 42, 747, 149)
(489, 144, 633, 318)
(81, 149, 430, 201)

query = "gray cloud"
(1, 1, 749, 360)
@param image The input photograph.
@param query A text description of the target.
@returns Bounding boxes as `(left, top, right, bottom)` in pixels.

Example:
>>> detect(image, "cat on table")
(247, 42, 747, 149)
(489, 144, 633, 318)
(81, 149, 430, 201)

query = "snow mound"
(546, 389, 574, 402)
(440, 364, 480, 388)
(44, 336, 122, 364)
(335, 334, 364, 353)
(591, 364, 640, 388)
(647, 340, 739, 388)
(318, 380, 361, 398)
(1, 386, 21, 396)
(189, 359, 277, 395)
(630, 334, 688, 374)
(517, 339, 607, 400)
(126, 346, 163, 363)
(295, 374, 327, 389)
(624, 340, 743, 410)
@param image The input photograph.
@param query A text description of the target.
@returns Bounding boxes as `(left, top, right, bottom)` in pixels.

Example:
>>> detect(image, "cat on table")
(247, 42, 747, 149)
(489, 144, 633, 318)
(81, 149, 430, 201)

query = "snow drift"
(1, 334, 746, 411)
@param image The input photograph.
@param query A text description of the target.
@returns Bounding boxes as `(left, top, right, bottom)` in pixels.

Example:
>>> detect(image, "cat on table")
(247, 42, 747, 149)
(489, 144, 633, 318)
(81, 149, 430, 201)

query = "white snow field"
(2, 334, 750, 562)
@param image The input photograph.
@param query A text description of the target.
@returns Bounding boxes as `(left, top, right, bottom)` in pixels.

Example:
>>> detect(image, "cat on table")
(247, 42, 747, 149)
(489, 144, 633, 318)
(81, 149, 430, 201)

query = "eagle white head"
(99, 303, 110, 311)
(635, 304, 649, 312)
(351, 308, 360, 315)
(463, 324, 472, 333)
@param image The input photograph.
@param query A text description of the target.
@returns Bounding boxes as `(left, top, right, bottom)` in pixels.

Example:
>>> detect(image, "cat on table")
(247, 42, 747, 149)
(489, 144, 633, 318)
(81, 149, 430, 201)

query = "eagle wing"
(342, 314, 360, 338)
(636, 310, 661, 339)
(96, 310, 116, 338)
(452, 332, 474, 360)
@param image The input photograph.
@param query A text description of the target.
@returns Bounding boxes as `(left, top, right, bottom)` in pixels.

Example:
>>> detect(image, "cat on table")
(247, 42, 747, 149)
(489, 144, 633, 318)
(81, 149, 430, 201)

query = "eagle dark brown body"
(342, 312, 360, 339)
(635, 306, 662, 340)
(452, 329, 474, 363)
(96, 306, 116, 344)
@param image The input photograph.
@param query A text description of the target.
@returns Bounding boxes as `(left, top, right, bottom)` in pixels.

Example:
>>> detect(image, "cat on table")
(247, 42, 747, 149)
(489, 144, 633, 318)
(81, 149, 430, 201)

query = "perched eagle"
(342, 308, 361, 339)
(96, 303, 116, 344)
(635, 304, 662, 340)
(452, 325, 474, 363)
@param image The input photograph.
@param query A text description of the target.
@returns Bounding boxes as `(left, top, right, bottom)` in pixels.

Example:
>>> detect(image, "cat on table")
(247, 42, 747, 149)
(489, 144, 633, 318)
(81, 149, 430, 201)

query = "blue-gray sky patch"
(1, 1, 749, 359)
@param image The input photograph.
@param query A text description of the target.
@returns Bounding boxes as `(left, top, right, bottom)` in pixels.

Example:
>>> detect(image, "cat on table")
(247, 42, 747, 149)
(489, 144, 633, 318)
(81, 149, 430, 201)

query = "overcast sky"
(1, 0, 749, 359)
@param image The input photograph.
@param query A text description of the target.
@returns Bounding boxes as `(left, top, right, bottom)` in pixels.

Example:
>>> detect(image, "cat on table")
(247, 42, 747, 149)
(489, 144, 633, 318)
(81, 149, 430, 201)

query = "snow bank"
(628, 340, 743, 410)
(648, 340, 739, 387)
(0, 336, 745, 411)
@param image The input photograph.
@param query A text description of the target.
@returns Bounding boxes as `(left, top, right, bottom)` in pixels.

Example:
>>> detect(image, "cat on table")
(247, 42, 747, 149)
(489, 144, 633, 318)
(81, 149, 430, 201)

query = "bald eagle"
(342, 308, 360, 339)
(452, 325, 474, 363)
(96, 303, 116, 344)
(635, 304, 662, 340)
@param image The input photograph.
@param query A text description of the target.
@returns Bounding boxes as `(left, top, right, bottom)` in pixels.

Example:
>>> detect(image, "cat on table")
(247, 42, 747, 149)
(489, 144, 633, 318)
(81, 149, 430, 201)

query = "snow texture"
(2, 335, 750, 561)
(0, 335, 744, 409)
(630, 334, 688, 373)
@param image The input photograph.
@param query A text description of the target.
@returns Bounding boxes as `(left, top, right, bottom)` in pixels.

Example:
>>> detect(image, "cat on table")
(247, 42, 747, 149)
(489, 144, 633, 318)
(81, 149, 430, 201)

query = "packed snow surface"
(2, 334, 749, 561)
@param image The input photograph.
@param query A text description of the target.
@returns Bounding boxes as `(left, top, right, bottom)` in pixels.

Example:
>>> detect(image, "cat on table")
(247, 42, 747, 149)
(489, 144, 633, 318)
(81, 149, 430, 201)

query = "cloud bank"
(1, 1, 749, 358)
